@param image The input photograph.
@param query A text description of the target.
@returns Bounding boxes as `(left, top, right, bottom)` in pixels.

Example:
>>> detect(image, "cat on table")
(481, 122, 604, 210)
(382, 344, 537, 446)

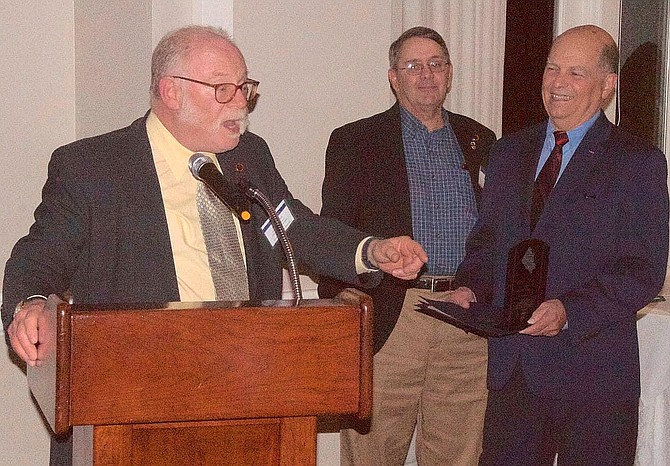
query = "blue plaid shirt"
(401, 106, 478, 275)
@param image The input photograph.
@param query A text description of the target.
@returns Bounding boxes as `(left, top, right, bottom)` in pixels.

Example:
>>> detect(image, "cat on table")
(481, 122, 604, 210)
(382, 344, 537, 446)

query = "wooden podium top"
(28, 289, 373, 436)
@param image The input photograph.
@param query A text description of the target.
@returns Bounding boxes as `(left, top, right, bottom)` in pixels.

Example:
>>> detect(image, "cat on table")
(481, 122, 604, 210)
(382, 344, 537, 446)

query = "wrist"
(14, 294, 48, 318)
(361, 237, 381, 270)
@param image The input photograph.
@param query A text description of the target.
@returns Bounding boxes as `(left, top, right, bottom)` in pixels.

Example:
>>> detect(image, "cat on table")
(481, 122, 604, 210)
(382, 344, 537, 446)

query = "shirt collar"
(399, 104, 449, 133)
(547, 111, 600, 151)
(146, 111, 218, 182)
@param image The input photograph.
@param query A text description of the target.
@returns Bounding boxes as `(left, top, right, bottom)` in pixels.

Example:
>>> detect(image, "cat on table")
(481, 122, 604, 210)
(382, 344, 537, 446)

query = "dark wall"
(502, 0, 555, 136)
(618, 0, 666, 148)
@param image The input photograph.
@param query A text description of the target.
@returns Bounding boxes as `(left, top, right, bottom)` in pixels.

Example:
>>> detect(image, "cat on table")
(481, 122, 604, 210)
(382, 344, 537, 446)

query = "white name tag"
(261, 199, 294, 247)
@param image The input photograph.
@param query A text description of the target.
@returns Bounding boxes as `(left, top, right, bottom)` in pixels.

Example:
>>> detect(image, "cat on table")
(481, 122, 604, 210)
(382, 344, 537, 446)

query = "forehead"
(548, 32, 602, 68)
(398, 37, 446, 60)
(184, 36, 247, 78)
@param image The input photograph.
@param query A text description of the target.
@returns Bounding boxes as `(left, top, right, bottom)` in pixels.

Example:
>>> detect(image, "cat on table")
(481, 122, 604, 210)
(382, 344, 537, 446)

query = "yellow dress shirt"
(146, 112, 246, 302)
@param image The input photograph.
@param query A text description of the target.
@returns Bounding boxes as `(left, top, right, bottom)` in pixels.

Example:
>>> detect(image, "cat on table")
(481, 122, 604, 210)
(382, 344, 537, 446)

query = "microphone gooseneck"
(239, 179, 303, 303)
(188, 153, 302, 302)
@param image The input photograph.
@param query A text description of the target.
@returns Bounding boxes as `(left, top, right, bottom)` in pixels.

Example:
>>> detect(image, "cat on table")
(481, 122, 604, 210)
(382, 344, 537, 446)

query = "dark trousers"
(479, 365, 638, 466)
(50, 433, 72, 466)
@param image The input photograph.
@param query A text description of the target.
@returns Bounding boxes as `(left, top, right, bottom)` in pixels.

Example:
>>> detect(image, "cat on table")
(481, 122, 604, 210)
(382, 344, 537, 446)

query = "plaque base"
(415, 239, 549, 338)
(416, 299, 529, 338)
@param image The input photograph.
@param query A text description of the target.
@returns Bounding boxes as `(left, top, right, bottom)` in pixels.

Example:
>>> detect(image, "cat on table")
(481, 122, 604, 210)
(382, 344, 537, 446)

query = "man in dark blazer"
(449, 25, 668, 465)
(319, 27, 495, 466)
(2, 25, 427, 465)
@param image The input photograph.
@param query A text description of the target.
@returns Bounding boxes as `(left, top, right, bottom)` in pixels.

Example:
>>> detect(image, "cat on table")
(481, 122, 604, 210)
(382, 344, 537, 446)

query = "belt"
(413, 275, 456, 292)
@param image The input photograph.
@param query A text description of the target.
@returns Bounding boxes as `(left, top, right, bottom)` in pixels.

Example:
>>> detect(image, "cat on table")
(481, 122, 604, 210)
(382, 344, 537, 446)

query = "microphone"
(188, 156, 302, 301)
(188, 153, 251, 221)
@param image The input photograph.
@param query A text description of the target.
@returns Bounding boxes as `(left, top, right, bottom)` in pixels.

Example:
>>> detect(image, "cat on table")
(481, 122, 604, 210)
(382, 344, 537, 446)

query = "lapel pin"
(470, 134, 480, 150)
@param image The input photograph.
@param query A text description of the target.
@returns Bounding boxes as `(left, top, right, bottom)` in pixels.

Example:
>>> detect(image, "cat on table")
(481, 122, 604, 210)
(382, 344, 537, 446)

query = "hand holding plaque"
(502, 239, 549, 331)
(416, 239, 549, 337)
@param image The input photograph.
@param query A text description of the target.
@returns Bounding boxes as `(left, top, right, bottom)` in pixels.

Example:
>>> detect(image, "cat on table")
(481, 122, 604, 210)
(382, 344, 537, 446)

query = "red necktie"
(531, 130, 569, 230)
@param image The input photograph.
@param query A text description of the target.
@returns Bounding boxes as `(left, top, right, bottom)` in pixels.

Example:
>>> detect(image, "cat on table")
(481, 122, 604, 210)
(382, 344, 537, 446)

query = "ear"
(158, 77, 182, 111)
(601, 72, 617, 101)
(388, 68, 399, 94)
(445, 62, 454, 94)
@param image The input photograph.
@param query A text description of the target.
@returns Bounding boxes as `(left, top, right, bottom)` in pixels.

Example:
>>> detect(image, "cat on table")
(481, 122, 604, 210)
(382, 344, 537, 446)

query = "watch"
(361, 236, 381, 270)
(13, 294, 48, 317)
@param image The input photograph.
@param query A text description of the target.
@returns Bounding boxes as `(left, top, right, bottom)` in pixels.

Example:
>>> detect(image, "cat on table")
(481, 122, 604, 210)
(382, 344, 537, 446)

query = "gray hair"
(389, 26, 450, 69)
(150, 25, 235, 99)
(599, 40, 619, 74)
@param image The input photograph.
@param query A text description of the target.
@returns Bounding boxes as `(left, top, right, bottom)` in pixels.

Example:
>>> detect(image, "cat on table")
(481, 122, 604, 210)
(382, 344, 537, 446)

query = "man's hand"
(368, 236, 428, 279)
(442, 286, 477, 308)
(7, 299, 48, 367)
(519, 299, 567, 337)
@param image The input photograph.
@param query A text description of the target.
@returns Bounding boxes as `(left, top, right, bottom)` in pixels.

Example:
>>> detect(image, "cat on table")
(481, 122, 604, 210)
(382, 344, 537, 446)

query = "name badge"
(261, 199, 294, 246)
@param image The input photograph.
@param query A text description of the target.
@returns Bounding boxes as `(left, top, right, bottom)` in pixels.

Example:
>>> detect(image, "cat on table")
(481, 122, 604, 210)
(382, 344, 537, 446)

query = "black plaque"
(415, 239, 549, 338)
(502, 239, 549, 330)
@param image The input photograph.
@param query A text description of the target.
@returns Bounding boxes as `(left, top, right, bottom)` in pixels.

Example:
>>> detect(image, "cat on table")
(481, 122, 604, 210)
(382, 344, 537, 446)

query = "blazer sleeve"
(231, 132, 380, 289)
(2, 145, 86, 333)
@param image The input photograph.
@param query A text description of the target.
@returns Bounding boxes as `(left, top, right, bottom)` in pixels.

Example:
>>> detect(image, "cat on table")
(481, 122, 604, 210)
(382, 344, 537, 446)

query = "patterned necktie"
(196, 182, 250, 301)
(530, 130, 569, 230)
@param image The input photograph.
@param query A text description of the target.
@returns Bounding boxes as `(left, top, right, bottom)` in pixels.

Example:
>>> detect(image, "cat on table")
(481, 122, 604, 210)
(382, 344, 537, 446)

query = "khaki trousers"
(341, 288, 488, 466)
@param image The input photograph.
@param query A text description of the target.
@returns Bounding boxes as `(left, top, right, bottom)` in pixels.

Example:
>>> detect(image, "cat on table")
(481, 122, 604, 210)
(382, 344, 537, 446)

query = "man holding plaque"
(449, 25, 668, 465)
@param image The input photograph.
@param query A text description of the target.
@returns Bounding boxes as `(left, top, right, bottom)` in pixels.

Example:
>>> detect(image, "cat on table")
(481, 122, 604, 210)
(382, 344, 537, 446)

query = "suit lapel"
(107, 116, 181, 302)
(215, 135, 268, 301)
(535, 113, 613, 232)
(551, 113, 612, 199)
(451, 112, 484, 184)
(366, 104, 414, 236)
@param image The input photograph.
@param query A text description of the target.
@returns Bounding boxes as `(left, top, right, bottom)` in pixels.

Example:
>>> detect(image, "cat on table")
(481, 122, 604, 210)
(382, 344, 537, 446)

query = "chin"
(547, 106, 571, 121)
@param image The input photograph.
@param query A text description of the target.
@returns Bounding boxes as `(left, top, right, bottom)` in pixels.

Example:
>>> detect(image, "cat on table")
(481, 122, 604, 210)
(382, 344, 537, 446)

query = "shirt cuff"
(355, 236, 380, 274)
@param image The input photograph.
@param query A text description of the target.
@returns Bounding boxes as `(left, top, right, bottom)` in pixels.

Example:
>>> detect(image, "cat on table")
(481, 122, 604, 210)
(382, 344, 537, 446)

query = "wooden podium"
(27, 289, 373, 465)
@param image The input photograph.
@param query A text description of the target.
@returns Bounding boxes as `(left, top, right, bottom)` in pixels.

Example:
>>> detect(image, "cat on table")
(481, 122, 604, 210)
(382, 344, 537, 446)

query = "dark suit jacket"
(319, 103, 496, 352)
(454, 112, 669, 401)
(1, 114, 377, 333)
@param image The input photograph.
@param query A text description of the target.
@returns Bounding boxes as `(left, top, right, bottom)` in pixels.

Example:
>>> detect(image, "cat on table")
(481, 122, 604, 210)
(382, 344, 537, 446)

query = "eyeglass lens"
(402, 61, 448, 75)
(216, 82, 257, 104)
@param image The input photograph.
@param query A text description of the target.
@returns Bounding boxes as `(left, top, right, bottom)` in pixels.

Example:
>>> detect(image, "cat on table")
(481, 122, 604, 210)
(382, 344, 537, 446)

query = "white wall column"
(393, 0, 507, 136)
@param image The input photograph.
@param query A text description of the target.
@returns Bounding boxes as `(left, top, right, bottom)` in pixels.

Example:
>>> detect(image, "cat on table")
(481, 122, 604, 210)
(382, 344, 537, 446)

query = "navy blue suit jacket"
(455, 112, 669, 401)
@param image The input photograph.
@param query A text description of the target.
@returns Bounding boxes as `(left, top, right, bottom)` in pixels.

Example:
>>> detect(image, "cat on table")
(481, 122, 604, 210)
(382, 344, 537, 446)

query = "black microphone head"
(188, 153, 214, 181)
(187, 152, 253, 222)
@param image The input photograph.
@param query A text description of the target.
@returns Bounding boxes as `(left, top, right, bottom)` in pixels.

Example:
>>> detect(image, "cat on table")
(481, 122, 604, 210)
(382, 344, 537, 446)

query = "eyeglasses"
(170, 76, 260, 104)
(395, 60, 450, 76)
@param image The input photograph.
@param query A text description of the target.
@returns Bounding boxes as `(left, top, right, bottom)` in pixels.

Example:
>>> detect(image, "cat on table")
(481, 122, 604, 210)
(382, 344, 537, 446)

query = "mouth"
(549, 93, 572, 102)
(222, 113, 249, 136)
(417, 84, 439, 93)
(223, 120, 241, 130)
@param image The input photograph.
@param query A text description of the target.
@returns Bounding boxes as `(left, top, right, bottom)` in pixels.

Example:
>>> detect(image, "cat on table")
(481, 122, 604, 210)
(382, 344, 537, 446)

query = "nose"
(419, 65, 434, 78)
(551, 71, 569, 88)
(228, 86, 248, 109)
